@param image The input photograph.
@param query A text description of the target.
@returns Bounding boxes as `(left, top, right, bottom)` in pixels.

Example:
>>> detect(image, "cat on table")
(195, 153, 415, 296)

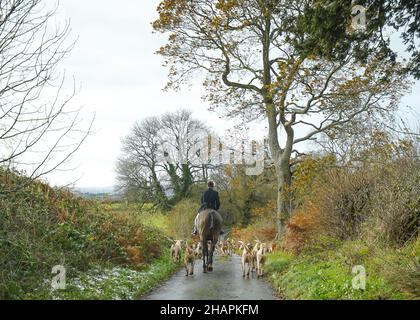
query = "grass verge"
(265, 240, 417, 300)
(23, 250, 180, 300)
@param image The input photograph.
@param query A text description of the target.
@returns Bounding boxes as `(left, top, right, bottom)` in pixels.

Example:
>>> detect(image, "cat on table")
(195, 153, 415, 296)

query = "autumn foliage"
(282, 210, 316, 254)
(282, 154, 420, 253)
(0, 169, 170, 298)
(231, 222, 277, 244)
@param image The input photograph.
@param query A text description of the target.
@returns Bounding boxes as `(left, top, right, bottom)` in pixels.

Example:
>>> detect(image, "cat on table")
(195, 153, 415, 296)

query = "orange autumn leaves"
(153, 0, 188, 30)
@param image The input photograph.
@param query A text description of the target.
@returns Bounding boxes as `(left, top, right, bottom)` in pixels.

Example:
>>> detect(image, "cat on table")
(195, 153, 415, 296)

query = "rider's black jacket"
(200, 188, 220, 211)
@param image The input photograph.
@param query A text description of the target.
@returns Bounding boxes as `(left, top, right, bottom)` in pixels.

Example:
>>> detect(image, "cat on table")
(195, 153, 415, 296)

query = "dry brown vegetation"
(0, 169, 170, 299)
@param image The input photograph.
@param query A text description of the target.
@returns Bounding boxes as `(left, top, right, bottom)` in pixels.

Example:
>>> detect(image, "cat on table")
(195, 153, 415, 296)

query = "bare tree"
(153, 0, 411, 236)
(0, 0, 91, 190)
(116, 117, 169, 209)
(116, 153, 164, 208)
(160, 109, 209, 199)
(116, 110, 209, 208)
(315, 115, 420, 166)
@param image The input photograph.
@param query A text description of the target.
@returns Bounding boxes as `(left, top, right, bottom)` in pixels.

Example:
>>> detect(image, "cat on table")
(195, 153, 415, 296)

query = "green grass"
(103, 202, 170, 235)
(265, 251, 293, 275)
(23, 249, 180, 300)
(275, 258, 404, 300)
(141, 212, 170, 235)
(266, 241, 415, 300)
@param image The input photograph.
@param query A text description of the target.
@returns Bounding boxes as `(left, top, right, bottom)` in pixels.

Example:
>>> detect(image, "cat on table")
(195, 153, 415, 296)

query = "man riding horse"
(192, 181, 224, 273)
(192, 181, 224, 236)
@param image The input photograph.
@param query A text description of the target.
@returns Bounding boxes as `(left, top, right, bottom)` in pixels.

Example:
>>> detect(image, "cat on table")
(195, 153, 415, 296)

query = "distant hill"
(73, 186, 120, 199)
(74, 186, 116, 194)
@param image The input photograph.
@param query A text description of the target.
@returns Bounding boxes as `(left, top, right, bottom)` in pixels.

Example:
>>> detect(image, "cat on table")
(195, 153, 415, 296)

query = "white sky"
(48, 0, 236, 188)
(44, 0, 419, 188)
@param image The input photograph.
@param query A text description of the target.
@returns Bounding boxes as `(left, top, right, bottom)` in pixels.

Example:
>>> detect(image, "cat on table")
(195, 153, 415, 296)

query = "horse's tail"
(204, 210, 215, 230)
(205, 210, 214, 230)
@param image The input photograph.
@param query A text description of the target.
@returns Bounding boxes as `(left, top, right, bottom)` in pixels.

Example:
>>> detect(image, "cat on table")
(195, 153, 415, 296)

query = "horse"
(196, 209, 223, 273)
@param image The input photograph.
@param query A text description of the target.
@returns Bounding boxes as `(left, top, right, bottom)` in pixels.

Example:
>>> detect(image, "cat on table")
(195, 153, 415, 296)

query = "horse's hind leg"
(190, 262, 194, 275)
(202, 239, 208, 273)
(208, 241, 216, 272)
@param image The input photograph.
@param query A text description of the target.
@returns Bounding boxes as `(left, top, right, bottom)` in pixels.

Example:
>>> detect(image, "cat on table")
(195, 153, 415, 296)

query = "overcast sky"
(45, 0, 420, 188)
(49, 0, 235, 188)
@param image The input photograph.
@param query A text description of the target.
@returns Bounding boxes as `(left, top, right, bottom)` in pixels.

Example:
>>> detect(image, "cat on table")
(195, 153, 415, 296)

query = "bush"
(0, 169, 170, 299)
(312, 169, 376, 240)
(231, 220, 277, 244)
(282, 156, 419, 254)
(217, 165, 277, 227)
(282, 210, 315, 254)
(366, 160, 420, 247)
(166, 199, 198, 239)
(280, 167, 376, 253)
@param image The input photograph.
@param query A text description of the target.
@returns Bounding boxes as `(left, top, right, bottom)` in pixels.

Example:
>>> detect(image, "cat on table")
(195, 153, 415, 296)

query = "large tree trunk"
(180, 163, 193, 197)
(262, 16, 294, 239)
(166, 163, 193, 201)
(275, 158, 292, 238)
(266, 101, 293, 238)
(167, 163, 181, 199)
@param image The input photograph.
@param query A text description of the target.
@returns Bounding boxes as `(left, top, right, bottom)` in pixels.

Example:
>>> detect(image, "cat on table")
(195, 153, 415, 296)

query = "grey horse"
(197, 209, 223, 273)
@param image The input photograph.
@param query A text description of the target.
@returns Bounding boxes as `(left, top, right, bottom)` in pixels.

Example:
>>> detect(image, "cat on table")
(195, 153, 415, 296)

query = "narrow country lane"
(140, 255, 278, 300)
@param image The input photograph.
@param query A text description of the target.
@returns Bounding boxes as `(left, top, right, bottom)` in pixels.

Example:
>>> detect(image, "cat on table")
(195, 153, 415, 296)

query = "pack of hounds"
(170, 238, 277, 278)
